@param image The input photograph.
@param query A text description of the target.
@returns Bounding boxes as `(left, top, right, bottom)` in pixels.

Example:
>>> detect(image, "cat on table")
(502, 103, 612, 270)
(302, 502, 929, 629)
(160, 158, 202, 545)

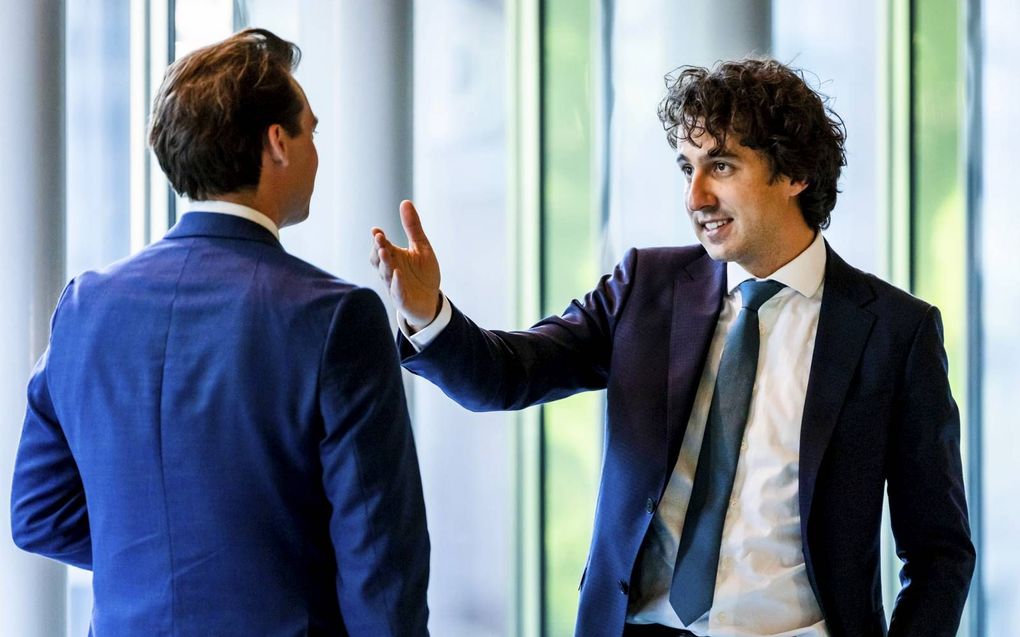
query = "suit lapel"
(666, 253, 725, 477)
(799, 244, 876, 537)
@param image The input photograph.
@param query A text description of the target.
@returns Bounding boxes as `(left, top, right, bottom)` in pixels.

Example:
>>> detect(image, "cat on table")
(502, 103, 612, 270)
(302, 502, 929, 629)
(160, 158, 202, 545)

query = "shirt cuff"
(401, 293, 452, 352)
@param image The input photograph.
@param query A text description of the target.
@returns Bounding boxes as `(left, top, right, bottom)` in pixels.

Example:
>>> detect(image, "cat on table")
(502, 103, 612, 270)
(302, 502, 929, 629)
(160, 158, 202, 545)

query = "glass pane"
(909, 4, 973, 633)
(66, 0, 132, 279)
(606, 1, 769, 264)
(174, 0, 233, 57)
(542, 1, 601, 634)
(771, 0, 884, 276)
(981, 0, 1020, 632)
(65, 1, 132, 634)
(412, 1, 514, 634)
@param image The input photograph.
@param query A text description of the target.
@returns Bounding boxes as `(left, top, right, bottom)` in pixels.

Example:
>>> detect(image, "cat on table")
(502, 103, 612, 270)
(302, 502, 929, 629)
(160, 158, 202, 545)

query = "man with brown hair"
(12, 28, 430, 636)
(371, 58, 973, 636)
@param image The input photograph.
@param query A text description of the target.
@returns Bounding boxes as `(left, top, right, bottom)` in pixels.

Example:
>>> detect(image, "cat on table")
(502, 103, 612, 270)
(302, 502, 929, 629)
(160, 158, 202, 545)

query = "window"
(979, 0, 1020, 632)
(65, 1, 132, 632)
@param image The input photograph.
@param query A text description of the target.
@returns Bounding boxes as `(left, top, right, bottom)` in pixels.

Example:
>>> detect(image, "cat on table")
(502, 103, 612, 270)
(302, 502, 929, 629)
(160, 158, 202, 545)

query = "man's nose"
(686, 172, 717, 212)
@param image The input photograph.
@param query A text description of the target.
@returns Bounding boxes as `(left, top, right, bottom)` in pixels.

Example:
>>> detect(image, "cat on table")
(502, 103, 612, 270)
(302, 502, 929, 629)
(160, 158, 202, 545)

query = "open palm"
(370, 200, 442, 330)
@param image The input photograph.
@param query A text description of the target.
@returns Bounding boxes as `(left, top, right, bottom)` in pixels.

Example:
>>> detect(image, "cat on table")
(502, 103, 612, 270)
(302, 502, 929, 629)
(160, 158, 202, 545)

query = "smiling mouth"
(702, 219, 732, 231)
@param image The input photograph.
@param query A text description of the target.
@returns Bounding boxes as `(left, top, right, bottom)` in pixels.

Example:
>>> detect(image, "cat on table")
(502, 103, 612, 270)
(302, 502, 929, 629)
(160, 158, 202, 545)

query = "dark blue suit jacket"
(399, 244, 973, 637)
(11, 212, 430, 636)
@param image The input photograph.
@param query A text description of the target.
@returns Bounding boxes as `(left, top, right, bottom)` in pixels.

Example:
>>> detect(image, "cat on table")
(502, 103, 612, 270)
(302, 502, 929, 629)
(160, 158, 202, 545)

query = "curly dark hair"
(658, 58, 846, 230)
(149, 28, 304, 200)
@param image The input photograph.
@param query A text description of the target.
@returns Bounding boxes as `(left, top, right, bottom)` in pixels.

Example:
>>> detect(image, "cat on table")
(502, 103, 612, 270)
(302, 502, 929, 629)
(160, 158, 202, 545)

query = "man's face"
(281, 82, 319, 227)
(677, 129, 809, 275)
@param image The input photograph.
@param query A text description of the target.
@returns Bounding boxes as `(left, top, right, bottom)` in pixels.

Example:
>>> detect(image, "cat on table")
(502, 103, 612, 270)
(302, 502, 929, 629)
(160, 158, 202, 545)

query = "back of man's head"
(658, 58, 846, 230)
(149, 28, 303, 201)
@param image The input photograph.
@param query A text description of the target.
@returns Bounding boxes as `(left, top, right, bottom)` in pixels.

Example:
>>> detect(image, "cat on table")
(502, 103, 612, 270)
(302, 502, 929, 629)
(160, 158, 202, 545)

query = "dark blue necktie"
(669, 278, 786, 624)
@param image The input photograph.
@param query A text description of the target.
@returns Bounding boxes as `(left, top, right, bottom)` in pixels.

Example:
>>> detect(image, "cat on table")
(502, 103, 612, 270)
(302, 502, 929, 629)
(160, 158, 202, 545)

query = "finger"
(390, 268, 405, 307)
(369, 228, 388, 268)
(377, 247, 397, 280)
(399, 200, 431, 249)
(371, 227, 391, 247)
(371, 247, 390, 282)
(373, 229, 393, 249)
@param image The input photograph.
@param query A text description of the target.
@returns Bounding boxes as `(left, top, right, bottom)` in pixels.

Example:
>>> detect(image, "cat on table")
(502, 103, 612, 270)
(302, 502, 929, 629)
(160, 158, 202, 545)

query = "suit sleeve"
(398, 248, 639, 412)
(886, 306, 975, 637)
(318, 287, 429, 637)
(10, 346, 93, 570)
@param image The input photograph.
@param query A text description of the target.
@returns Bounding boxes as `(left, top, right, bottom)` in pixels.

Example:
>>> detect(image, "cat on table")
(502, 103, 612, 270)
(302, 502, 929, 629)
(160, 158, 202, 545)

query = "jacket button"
(619, 580, 629, 595)
(645, 497, 656, 513)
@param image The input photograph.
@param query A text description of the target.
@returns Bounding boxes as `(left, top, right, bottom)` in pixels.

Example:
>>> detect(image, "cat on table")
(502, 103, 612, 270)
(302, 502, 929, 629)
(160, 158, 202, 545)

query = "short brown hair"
(658, 58, 846, 230)
(149, 28, 303, 200)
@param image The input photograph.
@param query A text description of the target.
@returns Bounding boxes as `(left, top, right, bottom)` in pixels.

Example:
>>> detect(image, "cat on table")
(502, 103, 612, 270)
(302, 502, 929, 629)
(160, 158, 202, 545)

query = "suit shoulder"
(628, 244, 707, 267)
(616, 244, 709, 282)
(838, 259, 934, 326)
(273, 251, 360, 293)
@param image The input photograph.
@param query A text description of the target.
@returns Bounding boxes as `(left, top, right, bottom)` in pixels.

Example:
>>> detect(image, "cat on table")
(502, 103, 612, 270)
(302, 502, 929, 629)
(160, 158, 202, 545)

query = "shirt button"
(740, 440, 748, 452)
(645, 498, 656, 514)
(720, 556, 732, 570)
(618, 580, 629, 595)
(718, 611, 729, 622)
(729, 497, 738, 508)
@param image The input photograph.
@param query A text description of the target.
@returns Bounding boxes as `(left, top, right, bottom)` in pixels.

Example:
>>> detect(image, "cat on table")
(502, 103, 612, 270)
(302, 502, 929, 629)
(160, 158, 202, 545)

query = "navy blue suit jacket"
(11, 212, 430, 636)
(399, 244, 973, 637)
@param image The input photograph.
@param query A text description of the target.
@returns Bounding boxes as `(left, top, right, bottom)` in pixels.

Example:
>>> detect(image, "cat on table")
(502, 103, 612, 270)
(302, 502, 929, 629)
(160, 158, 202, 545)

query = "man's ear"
(788, 178, 809, 198)
(264, 123, 289, 166)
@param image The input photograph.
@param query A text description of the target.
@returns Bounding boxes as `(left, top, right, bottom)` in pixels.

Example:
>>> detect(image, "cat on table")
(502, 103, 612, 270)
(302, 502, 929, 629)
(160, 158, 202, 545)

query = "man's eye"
(680, 165, 693, 176)
(714, 162, 730, 173)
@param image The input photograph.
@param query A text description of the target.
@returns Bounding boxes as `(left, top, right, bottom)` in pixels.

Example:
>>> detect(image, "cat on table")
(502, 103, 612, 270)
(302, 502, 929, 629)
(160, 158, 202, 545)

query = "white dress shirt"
(627, 232, 829, 636)
(184, 200, 280, 239)
(406, 234, 830, 636)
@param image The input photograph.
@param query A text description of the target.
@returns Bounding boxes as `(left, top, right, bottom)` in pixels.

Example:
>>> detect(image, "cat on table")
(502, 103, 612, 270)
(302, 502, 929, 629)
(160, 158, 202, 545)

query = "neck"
(211, 191, 288, 228)
(743, 226, 817, 278)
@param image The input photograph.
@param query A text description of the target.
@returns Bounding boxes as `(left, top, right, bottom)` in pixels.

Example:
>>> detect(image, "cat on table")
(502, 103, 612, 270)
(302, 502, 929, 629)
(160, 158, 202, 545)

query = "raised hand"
(370, 200, 442, 331)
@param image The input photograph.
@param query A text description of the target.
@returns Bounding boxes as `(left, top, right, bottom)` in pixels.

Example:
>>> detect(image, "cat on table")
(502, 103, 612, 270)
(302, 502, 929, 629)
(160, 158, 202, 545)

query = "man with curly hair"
(371, 58, 973, 637)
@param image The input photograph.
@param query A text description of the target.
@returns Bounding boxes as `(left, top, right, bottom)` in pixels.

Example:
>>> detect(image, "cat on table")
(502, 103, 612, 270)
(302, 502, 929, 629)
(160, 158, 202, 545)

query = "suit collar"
(165, 211, 283, 249)
(183, 200, 280, 239)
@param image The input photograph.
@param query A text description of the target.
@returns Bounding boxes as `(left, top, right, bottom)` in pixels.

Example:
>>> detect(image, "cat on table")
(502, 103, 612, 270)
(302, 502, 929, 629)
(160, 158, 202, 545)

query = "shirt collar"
(184, 200, 280, 240)
(725, 231, 827, 298)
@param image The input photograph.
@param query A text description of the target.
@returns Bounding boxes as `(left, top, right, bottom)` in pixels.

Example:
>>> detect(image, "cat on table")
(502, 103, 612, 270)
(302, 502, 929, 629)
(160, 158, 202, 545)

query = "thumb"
(399, 200, 431, 249)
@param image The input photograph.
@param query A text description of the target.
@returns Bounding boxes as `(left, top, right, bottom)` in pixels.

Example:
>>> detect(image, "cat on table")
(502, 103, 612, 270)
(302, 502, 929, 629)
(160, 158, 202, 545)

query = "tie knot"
(737, 279, 785, 311)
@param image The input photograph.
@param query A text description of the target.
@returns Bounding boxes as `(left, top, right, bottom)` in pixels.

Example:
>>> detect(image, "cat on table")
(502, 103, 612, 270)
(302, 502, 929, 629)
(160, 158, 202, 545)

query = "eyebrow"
(676, 148, 740, 164)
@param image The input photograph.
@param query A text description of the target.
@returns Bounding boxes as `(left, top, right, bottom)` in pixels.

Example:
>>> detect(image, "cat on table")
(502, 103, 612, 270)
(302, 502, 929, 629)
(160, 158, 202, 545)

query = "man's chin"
(281, 207, 311, 229)
(698, 239, 732, 263)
